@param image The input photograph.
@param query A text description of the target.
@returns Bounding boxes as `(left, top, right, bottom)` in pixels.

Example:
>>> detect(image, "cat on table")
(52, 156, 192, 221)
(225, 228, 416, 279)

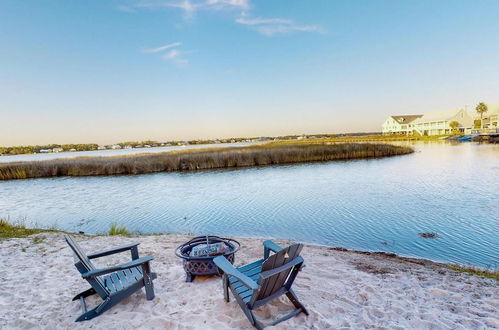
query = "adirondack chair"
(65, 235, 157, 322)
(213, 240, 308, 329)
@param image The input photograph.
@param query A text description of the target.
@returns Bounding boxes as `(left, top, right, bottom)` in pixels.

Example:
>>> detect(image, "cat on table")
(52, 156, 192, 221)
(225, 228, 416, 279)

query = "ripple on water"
(0, 143, 498, 267)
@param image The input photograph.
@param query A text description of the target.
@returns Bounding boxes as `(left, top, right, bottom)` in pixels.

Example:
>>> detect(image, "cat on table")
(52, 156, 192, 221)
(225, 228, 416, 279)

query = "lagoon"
(0, 142, 497, 268)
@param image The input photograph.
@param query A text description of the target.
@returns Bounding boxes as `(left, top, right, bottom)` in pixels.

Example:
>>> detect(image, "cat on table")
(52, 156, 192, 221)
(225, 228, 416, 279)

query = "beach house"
(481, 107, 499, 129)
(413, 109, 474, 135)
(382, 109, 474, 136)
(381, 115, 423, 135)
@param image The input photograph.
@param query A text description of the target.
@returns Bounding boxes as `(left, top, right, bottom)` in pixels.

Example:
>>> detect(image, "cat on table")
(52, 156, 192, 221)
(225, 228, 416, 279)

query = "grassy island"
(0, 142, 413, 180)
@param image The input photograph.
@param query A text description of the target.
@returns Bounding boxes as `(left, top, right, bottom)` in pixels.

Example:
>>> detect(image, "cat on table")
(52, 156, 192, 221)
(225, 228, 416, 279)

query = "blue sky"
(1, 0, 499, 145)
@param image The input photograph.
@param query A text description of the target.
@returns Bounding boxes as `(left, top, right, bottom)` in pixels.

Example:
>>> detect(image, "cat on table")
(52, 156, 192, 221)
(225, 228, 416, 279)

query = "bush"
(0, 218, 51, 239)
(108, 223, 130, 236)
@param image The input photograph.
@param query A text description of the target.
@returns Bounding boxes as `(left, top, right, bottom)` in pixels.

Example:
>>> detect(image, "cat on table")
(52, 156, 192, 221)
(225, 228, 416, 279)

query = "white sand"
(0, 233, 497, 329)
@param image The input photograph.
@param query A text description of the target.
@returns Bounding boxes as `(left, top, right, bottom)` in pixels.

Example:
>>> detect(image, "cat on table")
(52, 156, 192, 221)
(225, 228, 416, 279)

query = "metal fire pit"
(175, 235, 240, 282)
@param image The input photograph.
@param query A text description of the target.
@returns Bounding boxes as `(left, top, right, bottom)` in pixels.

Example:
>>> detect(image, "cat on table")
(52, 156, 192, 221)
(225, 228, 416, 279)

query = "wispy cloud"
(116, 5, 137, 13)
(236, 15, 323, 36)
(162, 48, 188, 65)
(142, 42, 182, 53)
(205, 0, 249, 10)
(142, 42, 188, 65)
(134, 0, 248, 18)
(124, 1, 323, 37)
(235, 17, 292, 25)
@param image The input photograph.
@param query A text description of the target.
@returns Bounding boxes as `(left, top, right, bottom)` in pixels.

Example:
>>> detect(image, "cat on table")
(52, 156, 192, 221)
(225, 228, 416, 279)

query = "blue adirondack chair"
(65, 235, 157, 322)
(214, 240, 308, 329)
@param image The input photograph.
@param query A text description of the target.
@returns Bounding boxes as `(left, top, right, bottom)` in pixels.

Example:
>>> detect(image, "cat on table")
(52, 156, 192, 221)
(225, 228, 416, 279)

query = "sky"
(1, 0, 499, 146)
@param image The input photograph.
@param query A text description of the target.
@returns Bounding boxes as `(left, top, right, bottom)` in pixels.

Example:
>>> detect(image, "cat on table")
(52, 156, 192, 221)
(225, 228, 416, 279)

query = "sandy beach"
(0, 233, 497, 329)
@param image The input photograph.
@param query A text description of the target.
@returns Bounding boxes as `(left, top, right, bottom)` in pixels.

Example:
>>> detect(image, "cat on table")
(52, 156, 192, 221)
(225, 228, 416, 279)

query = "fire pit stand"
(175, 235, 240, 282)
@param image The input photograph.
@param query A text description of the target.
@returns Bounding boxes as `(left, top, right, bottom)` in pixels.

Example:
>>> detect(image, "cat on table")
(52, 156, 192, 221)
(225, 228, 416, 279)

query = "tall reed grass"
(0, 143, 413, 180)
(108, 223, 130, 236)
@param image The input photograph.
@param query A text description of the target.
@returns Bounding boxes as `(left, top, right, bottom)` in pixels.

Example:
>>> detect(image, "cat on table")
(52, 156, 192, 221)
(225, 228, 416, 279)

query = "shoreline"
(0, 232, 497, 329)
(1, 218, 497, 277)
(1, 219, 496, 277)
(0, 133, 450, 158)
(0, 142, 413, 181)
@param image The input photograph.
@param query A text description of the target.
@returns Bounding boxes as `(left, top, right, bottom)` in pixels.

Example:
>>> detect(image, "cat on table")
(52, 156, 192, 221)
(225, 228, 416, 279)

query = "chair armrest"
(87, 242, 140, 259)
(81, 255, 154, 278)
(213, 256, 259, 290)
(263, 240, 283, 259)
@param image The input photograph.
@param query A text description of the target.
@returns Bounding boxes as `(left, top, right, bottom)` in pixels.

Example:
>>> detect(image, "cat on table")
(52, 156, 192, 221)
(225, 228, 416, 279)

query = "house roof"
(415, 109, 466, 122)
(390, 115, 423, 124)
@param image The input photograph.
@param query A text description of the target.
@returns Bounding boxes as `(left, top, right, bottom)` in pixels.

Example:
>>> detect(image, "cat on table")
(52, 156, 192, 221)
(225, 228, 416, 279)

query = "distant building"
(39, 149, 51, 153)
(52, 147, 64, 153)
(382, 109, 474, 136)
(482, 107, 499, 129)
(414, 109, 474, 135)
(381, 115, 423, 135)
(110, 145, 121, 150)
(97, 146, 106, 150)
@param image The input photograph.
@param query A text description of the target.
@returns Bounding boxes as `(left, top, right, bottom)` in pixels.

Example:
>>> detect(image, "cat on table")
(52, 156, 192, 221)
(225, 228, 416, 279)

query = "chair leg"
(242, 305, 259, 329)
(222, 274, 230, 302)
(72, 287, 97, 301)
(75, 298, 113, 322)
(142, 262, 155, 300)
(286, 289, 308, 315)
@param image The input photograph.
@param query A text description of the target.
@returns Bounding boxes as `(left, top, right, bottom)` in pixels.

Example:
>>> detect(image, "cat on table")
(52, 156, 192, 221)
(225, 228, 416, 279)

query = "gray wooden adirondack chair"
(213, 240, 308, 329)
(65, 235, 157, 322)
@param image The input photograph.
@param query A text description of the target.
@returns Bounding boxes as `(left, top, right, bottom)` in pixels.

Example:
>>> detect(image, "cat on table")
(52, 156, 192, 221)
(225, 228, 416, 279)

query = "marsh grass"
(0, 143, 413, 180)
(0, 218, 57, 240)
(448, 264, 499, 280)
(108, 223, 130, 236)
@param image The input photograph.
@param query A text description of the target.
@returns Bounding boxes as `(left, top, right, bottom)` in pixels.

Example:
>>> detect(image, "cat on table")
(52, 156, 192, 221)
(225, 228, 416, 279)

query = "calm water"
(1, 143, 498, 268)
(0, 142, 257, 163)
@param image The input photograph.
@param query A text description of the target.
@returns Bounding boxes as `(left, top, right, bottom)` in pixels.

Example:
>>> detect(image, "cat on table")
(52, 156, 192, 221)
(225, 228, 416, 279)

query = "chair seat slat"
(237, 259, 263, 272)
(230, 273, 260, 289)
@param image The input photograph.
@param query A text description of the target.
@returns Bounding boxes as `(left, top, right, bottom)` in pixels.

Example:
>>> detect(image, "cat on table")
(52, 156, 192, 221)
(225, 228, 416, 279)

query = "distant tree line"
(0, 144, 99, 155)
(0, 132, 385, 156)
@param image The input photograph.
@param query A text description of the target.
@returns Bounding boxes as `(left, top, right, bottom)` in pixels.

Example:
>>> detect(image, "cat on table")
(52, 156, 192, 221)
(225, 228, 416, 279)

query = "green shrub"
(108, 223, 130, 236)
(0, 218, 49, 240)
(448, 264, 498, 280)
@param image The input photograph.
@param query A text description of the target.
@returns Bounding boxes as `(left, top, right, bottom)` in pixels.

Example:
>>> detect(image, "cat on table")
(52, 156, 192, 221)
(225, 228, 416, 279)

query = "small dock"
(471, 129, 499, 143)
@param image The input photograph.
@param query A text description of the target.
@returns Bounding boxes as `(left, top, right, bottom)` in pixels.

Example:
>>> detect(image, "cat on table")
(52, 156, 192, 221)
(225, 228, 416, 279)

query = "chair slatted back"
(254, 243, 303, 303)
(65, 235, 109, 298)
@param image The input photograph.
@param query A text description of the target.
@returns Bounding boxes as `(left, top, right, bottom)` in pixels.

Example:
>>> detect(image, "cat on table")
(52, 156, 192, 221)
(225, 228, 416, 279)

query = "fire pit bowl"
(175, 235, 240, 282)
